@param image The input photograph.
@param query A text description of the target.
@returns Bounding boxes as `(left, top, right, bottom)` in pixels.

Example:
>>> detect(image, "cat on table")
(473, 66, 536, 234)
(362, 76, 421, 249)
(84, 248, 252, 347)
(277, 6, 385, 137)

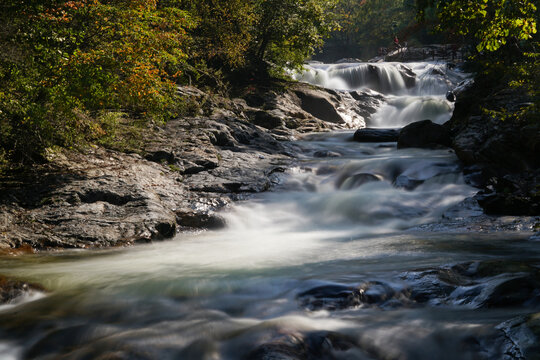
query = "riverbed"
(0, 62, 538, 359)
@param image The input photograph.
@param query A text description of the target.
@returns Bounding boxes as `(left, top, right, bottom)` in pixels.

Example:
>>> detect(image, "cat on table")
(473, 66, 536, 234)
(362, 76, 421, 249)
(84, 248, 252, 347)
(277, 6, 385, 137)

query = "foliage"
(416, 0, 538, 124)
(0, 0, 339, 169)
(326, 0, 428, 59)
(416, 0, 537, 53)
(176, 0, 338, 75)
(433, 0, 537, 52)
(0, 0, 194, 163)
(173, 0, 256, 69)
(250, 0, 339, 73)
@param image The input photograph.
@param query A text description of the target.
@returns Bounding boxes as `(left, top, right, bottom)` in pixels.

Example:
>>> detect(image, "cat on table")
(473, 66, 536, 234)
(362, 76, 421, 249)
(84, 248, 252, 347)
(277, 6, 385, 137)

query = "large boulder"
(353, 128, 399, 142)
(397, 120, 451, 149)
(294, 89, 346, 124)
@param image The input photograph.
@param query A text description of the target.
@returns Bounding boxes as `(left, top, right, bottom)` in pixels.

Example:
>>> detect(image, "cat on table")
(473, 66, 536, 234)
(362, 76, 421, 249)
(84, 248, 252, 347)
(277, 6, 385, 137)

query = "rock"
(0, 82, 383, 250)
(403, 260, 540, 308)
(294, 89, 345, 124)
(393, 175, 424, 190)
(313, 150, 341, 158)
(297, 281, 406, 311)
(353, 128, 399, 142)
(175, 211, 226, 230)
(446, 90, 456, 102)
(398, 64, 416, 88)
(335, 58, 363, 63)
(297, 284, 362, 311)
(337, 173, 382, 190)
(496, 314, 540, 359)
(0, 275, 45, 304)
(446, 78, 540, 216)
(248, 110, 284, 130)
(475, 191, 540, 216)
(246, 331, 357, 360)
(397, 120, 451, 149)
(481, 276, 540, 308)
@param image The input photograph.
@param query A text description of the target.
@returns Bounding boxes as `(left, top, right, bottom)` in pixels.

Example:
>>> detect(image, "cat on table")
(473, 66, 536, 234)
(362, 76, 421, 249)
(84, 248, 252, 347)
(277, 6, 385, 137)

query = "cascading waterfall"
(294, 61, 469, 127)
(0, 61, 537, 360)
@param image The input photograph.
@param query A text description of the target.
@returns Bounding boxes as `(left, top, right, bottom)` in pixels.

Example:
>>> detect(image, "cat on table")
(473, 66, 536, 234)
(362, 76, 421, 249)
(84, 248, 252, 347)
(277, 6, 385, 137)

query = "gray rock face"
(294, 89, 346, 124)
(397, 120, 451, 149)
(0, 81, 385, 250)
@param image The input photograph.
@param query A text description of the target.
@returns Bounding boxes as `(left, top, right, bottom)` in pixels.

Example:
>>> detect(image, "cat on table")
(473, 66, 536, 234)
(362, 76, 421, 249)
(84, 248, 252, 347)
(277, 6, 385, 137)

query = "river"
(0, 62, 538, 359)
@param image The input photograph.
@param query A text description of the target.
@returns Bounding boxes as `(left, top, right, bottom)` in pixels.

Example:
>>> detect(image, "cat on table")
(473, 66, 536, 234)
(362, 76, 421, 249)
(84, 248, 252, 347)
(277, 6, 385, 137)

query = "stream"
(0, 62, 538, 359)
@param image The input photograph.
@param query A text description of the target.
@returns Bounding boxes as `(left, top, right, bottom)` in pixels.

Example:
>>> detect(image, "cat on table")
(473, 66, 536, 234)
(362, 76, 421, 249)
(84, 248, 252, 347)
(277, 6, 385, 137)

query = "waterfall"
(294, 61, 469, 127)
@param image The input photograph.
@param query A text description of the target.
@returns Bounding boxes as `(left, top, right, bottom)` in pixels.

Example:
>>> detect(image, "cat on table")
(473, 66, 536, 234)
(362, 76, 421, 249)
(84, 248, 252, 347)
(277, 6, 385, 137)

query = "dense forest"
(0, 0, 538, 172)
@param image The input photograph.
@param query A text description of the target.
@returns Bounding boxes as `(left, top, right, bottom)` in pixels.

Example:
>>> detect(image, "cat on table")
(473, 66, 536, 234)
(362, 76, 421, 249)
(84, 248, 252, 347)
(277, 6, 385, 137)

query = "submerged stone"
(397, 120, 451, 149)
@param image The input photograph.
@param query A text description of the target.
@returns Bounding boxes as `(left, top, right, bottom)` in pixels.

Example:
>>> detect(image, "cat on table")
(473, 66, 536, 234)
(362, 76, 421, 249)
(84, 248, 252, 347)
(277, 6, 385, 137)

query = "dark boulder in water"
(446, 90, 456, 102)
(404, 260, 540, 309)
(353, 128, 400, 142)
(0, 275, 45, 304)
(297, 281, 406, 311)
(481, 275, 540, 308)
(397, 120, 451, 149)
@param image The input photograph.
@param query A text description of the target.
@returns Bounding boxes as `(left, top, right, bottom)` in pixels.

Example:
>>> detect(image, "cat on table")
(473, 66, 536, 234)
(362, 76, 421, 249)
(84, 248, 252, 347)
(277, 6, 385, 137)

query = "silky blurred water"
(0, 63, 537, 359)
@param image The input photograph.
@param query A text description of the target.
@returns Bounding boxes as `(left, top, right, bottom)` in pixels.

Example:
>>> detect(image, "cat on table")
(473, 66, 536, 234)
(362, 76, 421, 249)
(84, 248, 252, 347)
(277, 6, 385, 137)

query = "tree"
(250, 0, 338, 73)
(0, 0, 194, 162)
(416, 0, 537, 53)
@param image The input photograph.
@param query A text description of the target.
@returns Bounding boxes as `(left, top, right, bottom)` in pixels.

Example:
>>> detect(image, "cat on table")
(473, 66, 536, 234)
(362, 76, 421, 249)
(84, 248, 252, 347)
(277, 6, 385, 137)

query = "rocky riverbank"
(0, 81, 377, 251)
(1, 61, 538, 252)
(445, 74, 540, 217)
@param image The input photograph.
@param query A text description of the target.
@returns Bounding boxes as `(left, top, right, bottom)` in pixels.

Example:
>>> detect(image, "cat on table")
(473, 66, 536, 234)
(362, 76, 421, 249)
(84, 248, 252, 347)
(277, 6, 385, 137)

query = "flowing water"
(294, 62, 468, 126)
(0, 63, 538, 360)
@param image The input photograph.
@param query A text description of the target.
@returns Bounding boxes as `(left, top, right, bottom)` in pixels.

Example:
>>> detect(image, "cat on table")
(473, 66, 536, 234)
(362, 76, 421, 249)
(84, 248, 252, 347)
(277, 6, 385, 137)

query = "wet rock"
(496, 314, 540, 359)
(397, 120, 451, 149)
(446, 90, 456, 102)
(0, 275, 45, 304)
(175, 211, 226, 230)
(481, 276, 540, 308)
(297, 284, 362, 310)
(398, 64, 416, 88)
(393, 175, 424, 190)
(297, 281, 406, 311)
(338, 173, 382, 190)
(353, 128, 399, 142)
(403, 260, 540, 309)
(313, 150, 341, 158)
(246, 331, 357, 360)
(335, 58, 363, 63)
(476, 191, 540, 216)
